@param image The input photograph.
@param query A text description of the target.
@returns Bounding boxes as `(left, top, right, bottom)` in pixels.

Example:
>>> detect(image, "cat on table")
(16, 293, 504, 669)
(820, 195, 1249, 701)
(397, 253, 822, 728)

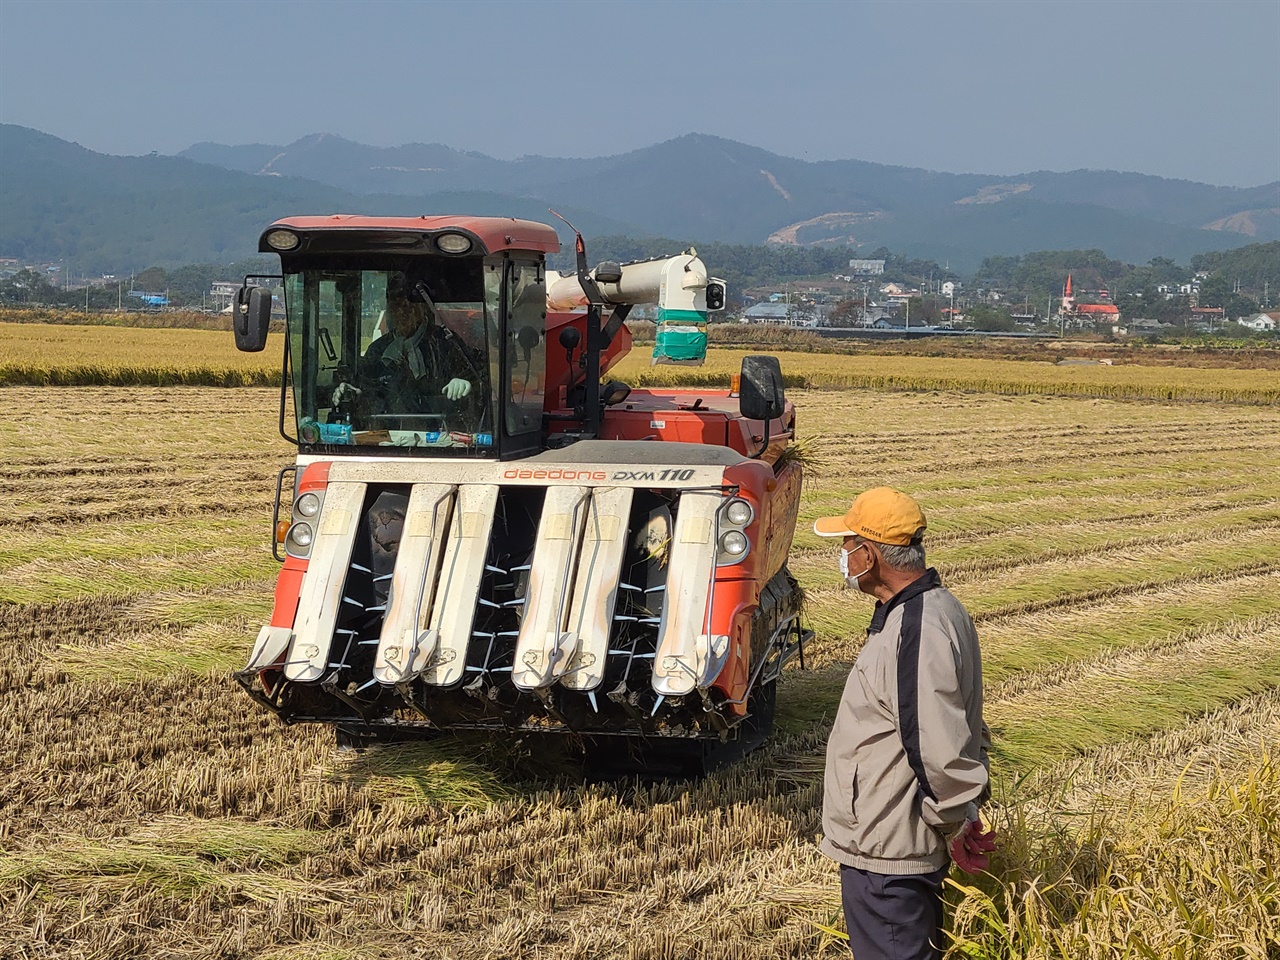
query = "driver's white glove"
(332, 381, 362, 404)
(443, 378, 472, 400)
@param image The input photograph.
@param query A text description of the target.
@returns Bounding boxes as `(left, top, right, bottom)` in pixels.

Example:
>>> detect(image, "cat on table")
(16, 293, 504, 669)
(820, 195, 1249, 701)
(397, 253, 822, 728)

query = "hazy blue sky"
(2, 0, 1277, 186)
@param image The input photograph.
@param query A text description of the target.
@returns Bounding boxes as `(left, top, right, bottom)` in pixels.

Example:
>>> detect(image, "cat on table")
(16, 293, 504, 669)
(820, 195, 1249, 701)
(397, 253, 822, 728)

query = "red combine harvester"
(232, 214, 808, 769)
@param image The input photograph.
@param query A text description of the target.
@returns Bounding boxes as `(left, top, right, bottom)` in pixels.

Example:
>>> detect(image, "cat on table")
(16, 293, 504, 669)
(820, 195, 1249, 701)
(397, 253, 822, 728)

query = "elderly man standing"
(814, 486, 995, 960)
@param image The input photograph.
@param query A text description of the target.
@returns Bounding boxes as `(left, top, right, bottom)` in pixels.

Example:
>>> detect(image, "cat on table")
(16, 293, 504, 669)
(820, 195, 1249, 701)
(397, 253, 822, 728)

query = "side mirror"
(738, 355, 785, 422)
(233, 285, 271, 352)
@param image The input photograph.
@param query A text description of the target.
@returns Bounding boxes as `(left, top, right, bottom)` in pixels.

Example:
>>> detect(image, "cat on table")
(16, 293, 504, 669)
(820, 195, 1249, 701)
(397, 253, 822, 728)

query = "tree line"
(4, 238, 1275, 325)
(970, 244, 1276, 322)
(0, 258, 275, 310)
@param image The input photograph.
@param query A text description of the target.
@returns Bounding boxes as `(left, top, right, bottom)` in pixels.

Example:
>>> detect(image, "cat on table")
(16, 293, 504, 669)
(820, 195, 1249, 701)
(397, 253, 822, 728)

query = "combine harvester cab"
(231, 215, 809, 768)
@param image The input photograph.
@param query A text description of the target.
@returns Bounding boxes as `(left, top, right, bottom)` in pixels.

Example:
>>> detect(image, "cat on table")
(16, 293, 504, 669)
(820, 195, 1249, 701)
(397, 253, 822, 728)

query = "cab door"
(499, 256, 547, 460)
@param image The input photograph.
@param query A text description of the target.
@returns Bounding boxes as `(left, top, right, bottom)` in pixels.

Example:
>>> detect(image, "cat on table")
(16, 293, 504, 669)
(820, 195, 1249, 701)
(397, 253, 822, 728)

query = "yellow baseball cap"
(813, 486, 927, 546)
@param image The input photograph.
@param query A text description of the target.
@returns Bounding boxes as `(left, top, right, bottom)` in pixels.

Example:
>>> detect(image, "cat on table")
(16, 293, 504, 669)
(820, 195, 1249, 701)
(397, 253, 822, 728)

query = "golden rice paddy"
(4, 321, 1280, 402)
(2, 361, 1279, 956)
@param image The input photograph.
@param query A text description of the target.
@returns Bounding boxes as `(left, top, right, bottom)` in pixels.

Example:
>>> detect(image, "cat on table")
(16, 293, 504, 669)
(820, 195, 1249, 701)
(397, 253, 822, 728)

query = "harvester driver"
(339, 274, 486, 433)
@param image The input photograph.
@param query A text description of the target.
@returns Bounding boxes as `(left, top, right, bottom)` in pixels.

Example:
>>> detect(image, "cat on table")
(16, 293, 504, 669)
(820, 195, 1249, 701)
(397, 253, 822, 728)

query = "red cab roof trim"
(265, 215, 561, 255)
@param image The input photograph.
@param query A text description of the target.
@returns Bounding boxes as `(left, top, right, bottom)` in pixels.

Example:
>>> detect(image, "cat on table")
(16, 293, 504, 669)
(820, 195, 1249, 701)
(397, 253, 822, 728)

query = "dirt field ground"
(3, 384, 1278, 958)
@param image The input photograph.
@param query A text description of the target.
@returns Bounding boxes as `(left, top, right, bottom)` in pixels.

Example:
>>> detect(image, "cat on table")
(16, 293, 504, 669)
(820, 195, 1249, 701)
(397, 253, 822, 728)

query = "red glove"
(948, 818, 997, 873)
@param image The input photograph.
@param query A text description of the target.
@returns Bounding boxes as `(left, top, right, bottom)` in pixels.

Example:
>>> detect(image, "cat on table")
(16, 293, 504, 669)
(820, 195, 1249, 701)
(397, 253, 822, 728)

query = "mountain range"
(3, 124, 1277, 274)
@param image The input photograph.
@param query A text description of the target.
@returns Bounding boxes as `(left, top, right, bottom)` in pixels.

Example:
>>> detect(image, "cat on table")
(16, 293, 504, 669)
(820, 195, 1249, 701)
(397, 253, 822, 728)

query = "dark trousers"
(840, 863, 948, 960)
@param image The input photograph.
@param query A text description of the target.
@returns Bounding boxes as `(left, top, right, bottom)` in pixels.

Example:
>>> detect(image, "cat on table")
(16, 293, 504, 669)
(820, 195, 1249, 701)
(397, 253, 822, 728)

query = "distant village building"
(878, 282, 920, 304)
(1159, 279, 1201, 299)
(848, 259, 886, 275)
(1058, 273, 1119, 326)
(1190, 306, 1224, 321)
(1127, 318, 1169, 334)
(128, 291, 170, 308)
(1240, 312, 1279, 332)
(743, 302, 789, 322)
(210, 280, 240, 313)
(741, 301, 815, 327)
(1075, 303, 1120, 320)
(859, 304, 897, 325)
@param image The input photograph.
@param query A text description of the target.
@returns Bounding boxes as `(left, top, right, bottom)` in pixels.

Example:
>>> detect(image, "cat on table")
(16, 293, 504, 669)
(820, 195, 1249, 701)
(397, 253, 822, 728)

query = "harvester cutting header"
(231, 213, 808, 766)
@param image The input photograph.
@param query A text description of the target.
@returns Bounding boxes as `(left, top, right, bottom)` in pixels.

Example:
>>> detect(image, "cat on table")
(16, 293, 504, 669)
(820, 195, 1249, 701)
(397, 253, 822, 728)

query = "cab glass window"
(282, 257, 498, 454)
(504, 258, 546, 436)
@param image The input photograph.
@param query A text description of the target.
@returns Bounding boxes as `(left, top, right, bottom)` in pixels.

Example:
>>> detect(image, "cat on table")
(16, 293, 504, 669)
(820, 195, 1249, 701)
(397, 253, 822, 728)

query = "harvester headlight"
(435, 232, 473, 254)
(720, 530, 749, 558)
(724, 498, 754, 527)
(264, 229, 300, 251)
(288, 522, 314, 549)
(295, 493, 321, 518)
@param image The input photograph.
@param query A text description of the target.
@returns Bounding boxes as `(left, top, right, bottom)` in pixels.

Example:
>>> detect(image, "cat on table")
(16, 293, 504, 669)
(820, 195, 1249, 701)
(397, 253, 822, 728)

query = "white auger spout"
(546, 251, 725, 366)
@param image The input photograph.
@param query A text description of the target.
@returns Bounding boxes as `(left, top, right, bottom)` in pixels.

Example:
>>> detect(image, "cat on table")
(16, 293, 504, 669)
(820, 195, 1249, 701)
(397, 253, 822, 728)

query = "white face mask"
(840, 545, 873, 588)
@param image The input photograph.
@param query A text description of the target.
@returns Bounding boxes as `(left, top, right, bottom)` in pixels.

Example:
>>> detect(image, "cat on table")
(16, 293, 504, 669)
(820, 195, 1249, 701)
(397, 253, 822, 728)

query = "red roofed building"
(1059, 272, 1121, 328)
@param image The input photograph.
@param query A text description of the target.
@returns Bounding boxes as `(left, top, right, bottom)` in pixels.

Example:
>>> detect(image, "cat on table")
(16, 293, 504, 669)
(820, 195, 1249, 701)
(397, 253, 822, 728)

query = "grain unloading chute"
(231, 215, 807, 767)
(546, 249, 725, 367)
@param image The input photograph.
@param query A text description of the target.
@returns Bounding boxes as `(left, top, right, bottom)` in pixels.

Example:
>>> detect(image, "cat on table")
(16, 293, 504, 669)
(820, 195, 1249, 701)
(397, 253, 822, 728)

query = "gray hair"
(855, 534, 926, 573)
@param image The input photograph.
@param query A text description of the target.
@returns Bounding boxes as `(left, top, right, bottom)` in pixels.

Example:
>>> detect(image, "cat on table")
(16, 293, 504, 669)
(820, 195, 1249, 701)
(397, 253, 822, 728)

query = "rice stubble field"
(2, 347, 1279, 958)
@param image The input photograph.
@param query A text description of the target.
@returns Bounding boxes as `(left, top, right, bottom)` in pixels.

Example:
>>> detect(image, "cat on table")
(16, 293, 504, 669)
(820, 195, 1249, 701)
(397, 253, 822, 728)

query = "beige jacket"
(821, 569, 991, 875)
